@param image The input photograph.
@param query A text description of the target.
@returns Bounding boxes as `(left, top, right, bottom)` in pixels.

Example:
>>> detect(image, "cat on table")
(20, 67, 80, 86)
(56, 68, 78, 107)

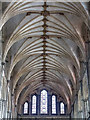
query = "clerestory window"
(23, 90, 66, 116)
(52, 95, 56, 114)
(60, 102, 65, 114)
(23, 102, 29, 114)
(32, 95, 37, 114)
(40, 90, 48, 114)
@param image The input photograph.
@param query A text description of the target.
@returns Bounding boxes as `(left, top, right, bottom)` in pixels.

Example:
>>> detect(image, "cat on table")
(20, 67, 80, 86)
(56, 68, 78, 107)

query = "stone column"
(0, 2, 3, 119)
(29, 96, 31, 115)
(11, 94, 14, 118)
(85, 28, 90, 117)
(0, 3, 9, 119)
(87, 59, 90, 118)
(77, 86, 84, 118)
(70, 104, 74, 118)
(37, 94, 40, 115)
(82, 70, 89, 118)
(73, 95, 78, 118)
(14, 105, 17, 118)
(48, 94, 51, 115)
(86, 99, 89, 118)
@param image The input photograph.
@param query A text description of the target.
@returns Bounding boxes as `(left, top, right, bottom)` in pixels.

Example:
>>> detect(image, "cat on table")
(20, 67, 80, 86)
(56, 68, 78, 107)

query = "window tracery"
(32, 95, 37, 114)
(40, 90, 48, 114)
(60, 102, 65, 114)
(23, 90, 66, 116)
(23, 102, 28, 114)
(52, 95, 56, 114)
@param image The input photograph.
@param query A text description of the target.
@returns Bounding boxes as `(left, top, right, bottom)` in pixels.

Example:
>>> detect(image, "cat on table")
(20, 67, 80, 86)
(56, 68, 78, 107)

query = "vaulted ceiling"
(1, 1, 90, 113)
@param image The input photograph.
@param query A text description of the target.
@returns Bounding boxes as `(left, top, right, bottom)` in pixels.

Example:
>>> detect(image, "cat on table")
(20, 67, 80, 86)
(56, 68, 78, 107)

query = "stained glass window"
(52, 95, 56, 114)
(24, 102, 28, 114)
(32, 95, 36, 114)
(40, 90, 48, 114)
(60, 102, 65, 114)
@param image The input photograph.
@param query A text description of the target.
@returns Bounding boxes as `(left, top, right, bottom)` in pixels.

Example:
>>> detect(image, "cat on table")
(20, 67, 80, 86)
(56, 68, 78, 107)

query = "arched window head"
(32, 95, 37, 114)
(24, 102, 28, 114)
(40, 90, 48, 114)
(60, 102, 65, 114)
(52, 95, 56, 114)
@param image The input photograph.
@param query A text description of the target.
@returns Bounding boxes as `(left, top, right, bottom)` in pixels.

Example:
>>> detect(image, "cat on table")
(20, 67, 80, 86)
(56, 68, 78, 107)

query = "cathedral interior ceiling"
(1, 1, 90, 113)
